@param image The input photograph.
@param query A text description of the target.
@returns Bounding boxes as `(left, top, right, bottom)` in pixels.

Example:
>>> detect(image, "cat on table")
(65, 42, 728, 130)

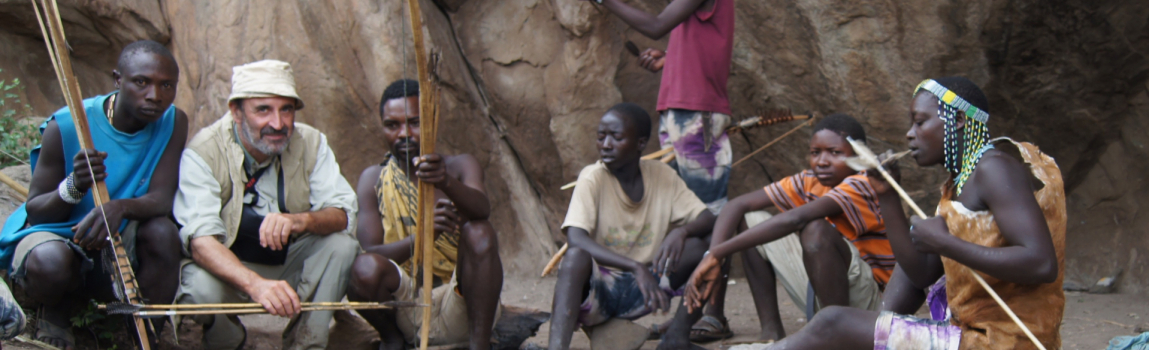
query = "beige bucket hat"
(227, 59, 304, 109)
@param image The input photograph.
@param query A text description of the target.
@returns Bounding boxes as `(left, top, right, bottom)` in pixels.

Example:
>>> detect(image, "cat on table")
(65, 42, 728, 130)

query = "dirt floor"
(4, 275, 1148, 349)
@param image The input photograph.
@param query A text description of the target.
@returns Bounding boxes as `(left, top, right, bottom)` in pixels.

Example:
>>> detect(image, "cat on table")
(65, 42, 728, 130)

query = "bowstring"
(400, 0, 416, 281)
(83, 101, 126, 302)
(89, 98, 118, 249)
(81, 153, 116, 240)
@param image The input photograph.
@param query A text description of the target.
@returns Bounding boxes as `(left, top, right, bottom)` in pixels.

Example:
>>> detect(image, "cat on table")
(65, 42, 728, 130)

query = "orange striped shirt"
(763, 170, 894, 285)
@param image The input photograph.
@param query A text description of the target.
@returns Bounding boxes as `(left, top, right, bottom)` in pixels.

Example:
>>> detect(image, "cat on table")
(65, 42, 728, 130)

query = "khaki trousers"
(745, 211, 882, 313)
(176, 233, 360, 350)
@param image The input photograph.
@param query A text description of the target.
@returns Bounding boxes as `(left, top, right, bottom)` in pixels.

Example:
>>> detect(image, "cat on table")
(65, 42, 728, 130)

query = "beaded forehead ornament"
(914, 79, 993, 195)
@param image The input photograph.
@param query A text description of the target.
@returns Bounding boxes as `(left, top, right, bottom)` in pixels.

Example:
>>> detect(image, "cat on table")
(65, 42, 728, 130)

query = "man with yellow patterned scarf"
(348, 79, 503, 350)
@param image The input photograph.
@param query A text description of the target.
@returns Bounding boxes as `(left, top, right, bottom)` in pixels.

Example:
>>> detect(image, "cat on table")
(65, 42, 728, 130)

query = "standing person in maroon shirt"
(586, 0, 738, 344)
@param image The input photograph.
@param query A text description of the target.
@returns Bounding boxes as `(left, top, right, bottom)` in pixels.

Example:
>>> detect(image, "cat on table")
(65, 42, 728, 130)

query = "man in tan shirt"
(549, 103, 717, 350)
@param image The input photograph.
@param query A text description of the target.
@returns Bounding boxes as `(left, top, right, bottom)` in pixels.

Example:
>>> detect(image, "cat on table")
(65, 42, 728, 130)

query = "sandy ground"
(5, 275, 1148, 349)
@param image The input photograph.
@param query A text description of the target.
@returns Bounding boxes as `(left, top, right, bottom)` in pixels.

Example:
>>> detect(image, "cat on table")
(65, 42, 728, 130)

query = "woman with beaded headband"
(757, 77, 1067, 350)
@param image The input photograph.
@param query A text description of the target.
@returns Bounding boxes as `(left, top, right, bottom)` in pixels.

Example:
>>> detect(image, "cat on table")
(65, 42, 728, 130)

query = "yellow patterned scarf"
(376, 156, 459, 282)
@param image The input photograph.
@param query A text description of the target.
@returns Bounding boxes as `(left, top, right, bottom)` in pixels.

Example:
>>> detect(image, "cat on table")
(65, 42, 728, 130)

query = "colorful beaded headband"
(914, 79, 990, 124)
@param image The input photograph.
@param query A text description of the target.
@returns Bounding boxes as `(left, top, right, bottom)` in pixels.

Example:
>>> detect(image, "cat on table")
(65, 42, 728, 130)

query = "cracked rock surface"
(0, 0, 1147, 291)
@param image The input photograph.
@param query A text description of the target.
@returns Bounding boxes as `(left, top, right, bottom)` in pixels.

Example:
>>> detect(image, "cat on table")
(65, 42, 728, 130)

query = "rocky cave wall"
(0, 0, 1146, 290)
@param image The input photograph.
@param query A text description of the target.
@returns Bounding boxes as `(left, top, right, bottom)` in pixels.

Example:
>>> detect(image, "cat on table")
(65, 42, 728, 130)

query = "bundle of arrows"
(725, 109, 812, 134)
(99, 301, 422, 317)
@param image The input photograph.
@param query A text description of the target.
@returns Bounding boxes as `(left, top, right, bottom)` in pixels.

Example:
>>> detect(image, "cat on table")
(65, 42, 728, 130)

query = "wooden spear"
(30, 0, 153, 348)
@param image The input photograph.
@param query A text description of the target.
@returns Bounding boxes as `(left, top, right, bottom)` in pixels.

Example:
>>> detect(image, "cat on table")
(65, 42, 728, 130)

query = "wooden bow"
(405, 0, 439, 349)
(29, 0, 152, 348)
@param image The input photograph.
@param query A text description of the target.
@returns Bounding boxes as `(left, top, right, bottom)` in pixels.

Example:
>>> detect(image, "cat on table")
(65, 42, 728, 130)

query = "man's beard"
(238, 114, 291, 156)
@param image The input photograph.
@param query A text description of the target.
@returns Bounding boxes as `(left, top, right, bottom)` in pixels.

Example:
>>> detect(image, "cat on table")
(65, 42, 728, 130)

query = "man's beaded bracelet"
(57, 173, 84, 204)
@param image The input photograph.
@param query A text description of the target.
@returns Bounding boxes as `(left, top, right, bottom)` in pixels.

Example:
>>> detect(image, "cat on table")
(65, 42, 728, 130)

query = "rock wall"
(1, 0, 1147, 288)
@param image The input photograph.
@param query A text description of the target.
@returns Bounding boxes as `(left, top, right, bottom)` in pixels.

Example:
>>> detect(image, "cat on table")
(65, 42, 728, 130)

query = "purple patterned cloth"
(658, 109, 731, 209)
(927, 275, 950, 321)
(874, 311, 962, 350)
(577, 264, 683, 327)
(873, 276, 961, 350)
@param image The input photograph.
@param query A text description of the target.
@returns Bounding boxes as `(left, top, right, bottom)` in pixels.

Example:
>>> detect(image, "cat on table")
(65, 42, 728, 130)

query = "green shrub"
(0, 68, 40, 168)
(70, 300, 123, 348)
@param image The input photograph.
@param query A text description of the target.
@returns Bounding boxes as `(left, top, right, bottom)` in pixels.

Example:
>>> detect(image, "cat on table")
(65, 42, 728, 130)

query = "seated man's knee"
(799, 220, 836, 253)
(461, 220, 498, 257)
(323, 233, 362, 262)
(350, 253, 394, 296)
(25, 242, 76, 284)
(684, 236, 708, 249)
(807, 305, 849, 331)
(177, 265, 231, 305)
(560, 246, 591, 271)
(137, 218, 181, 260)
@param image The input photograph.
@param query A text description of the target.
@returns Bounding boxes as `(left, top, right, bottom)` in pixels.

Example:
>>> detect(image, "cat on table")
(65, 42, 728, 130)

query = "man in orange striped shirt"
(683, 113, 893, 342)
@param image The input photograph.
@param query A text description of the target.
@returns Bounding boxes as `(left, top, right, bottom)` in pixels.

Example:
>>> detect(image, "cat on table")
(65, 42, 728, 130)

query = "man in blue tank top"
(0, 40, 188, 350)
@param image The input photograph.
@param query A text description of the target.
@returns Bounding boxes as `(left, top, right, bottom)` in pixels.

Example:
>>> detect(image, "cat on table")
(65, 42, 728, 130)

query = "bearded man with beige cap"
(173, 59, 359, 349)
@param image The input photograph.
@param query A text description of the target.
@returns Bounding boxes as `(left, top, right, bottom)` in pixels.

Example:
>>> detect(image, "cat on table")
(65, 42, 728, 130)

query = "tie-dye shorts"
(577, 262, 682, 327)
(659, 109, 732, 212)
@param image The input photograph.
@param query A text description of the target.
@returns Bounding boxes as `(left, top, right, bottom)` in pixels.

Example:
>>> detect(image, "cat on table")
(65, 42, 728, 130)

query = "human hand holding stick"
(622, 41, 666, 72)
(844, 137, 1047, 350)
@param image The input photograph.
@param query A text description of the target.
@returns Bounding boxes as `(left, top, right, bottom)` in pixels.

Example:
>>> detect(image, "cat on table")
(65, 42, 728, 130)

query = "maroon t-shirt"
(656, 0, 735, 115)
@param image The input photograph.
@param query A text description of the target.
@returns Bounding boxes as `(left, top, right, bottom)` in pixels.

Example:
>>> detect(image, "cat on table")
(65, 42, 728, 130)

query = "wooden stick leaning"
(731, 117, 815, 168)
(0, 172, 28, 200)
(844, 137, 1047, 350)
(540, 243, 569, 277)
(30, 1, 152, 348)
(404, 0, 437, 348)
